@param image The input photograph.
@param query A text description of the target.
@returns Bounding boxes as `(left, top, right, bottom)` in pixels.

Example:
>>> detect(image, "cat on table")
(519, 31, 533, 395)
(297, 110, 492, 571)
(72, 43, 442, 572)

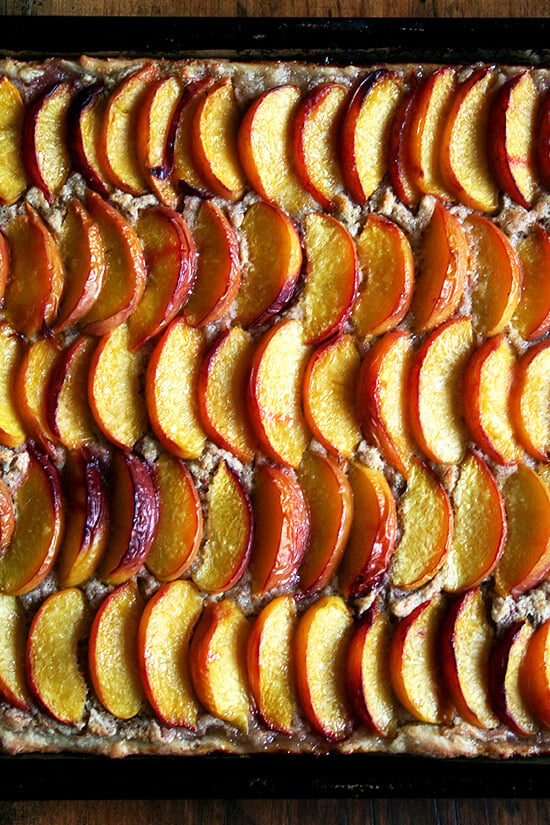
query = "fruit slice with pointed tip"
(68, 82, 111, 197)
(519, 618, 550, 729)
(443, 452, 506, 593)
(387, 86, 420, 208)
(0, 595, 30, 710)
(512, 341, 550, 461)
(48, 335, 98, 450)
(16, 336, 61, 451)
(440, 68, 499, 212)
(89, 580, 146, 720)
(0, 231, 8, 302)
(0, 324, 27, 448)
(136, 75, 181, 207)
(170, 77, 213, 197)
(294, 595, 355, 741)
(489, 620, 538, 736)
(496, 465, 550, 597)
(192, 460, 254, 594)
(390, 458, 453, 591)
(137, 580, 202, 729)
(23, 82, 72, 203)
(0, 76, 27, 204)
(338, 462, 397, 599)
(352, 213, 414, 340)
(189, 598, 250, 733)
(246, 595, 298, 735)
(512, 223, 550, 341)
(27, 588, 87, 725)
(0, 479, 14, 555)
(145, 451, 202, 582)
(146, 317, 206, 460)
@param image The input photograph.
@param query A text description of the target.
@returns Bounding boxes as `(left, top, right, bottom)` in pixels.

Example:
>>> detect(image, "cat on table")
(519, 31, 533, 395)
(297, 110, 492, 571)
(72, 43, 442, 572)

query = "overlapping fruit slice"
(49, 335, 99, 450)
(16, 336, 61, 452)
(0, 77, 27, 204)
(0, 595, 30, 711)
(136, 75, 181, 207)
(512, 223, 550, 341)
(490, 621, 537, 736)
(512, 342, 550, 461)
(23, 82, 72, 203)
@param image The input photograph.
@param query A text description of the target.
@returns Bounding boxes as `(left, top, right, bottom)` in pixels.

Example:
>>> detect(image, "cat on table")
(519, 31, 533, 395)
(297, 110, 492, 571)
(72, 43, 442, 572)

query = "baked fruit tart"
(0, 54, 548, 758)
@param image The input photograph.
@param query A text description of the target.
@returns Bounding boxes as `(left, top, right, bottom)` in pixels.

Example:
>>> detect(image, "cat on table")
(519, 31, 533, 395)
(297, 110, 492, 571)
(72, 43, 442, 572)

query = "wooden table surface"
(1, 1, 550, 822)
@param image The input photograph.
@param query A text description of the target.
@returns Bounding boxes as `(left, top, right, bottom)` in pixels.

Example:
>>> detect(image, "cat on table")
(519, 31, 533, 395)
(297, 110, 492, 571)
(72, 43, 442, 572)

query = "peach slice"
(466, 213, 522, 337)
(238, 84, 313, 215)
(145, 451, 202, 582)
(89, 580, 146, 719)
(100, 62, 160, 195)
(512, 223, 550, 341)
(519, 618, 550, 729)
(146, 317, 206, 460)
(303, 334, 362, 460)
(189, 598, 250, 733)
(338, 462, 397, 599)
(27, 588, 87, 725)
(346, 610, 400, 737)
(80, 191, 147, 336)
(247, 319, 311, 469)
(246, 595, 298, 734)
(192, 460, 254, 594)
(409, 317, 474, 465)
(389, 595, 449, 725)
(440, 67, 499, 212)
(0, 324, 27, 448)
(128, 206, 196, 349)
(22, 82, 72, 203)
(250, 462, 309, 598)
(0, 76, 27, 204)
(192, 77, 247, 201)
(496, 465, 550, 597)
(296, 451, 353, 595)
(68, 82, 111, 197)
(440, 588, 498, 729)
(292, 82, 348, 210)
(489, 71, 539, 209)
(0, 231, 8, 302)
(294, 595, 354, 741)
(98, 450, 159, 586)
(170, 77, 212, 197)
(197, 326, 256, 463)
(0, 595, 30, 711)
(352, 212, 414, 340)
(387, 86, 421, 208)
(443, 452, 506, 593)
(489, 620, 538, 736)
(390, 458, 454, 591)
(356, 329, 415, 478)
(299, 212, 359, 345)
(462, 334, 524, 465)
(340, 69, 405, 203)
(410, 202, 468, 333)
(137, 580, 202, 729)
(235, 200, 302, 329)
(512, 342, 550, 461)
(184, 200, 240, 328)
(48, 335, 98, 450)
(88, 323, 150, 450)
(136, 75, 181, 207)
(0, 478, 14, 555)
(16, 336, 61, 451)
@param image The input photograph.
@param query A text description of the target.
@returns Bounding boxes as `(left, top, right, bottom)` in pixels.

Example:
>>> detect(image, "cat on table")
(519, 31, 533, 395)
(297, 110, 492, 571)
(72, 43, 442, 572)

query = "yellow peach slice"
(16, 336, 61, 451)
(170, 77, 212, 197)
(512, 342, 550, 461)
(0, 478, 14, 555)
(48, 335, 99, 450)
(0, 324, 26, 448)
(23, 82, 72, 204)
(0, 76, 27, 204)
(136, 75, 181, 207)
(69, 83, 112, 197)
(513, 223, 550, 341)
(0, 595, 30, 711)
(490, 621, 537, 736)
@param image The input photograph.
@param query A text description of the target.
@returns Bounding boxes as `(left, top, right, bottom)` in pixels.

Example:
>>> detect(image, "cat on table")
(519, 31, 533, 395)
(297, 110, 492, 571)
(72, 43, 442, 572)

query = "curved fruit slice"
(512, 341, 550, 461)
(294, 595, 354, 741)
(338, 462, 397, 599)
(387, 86, 420, 208)
(356, 329, 415, 478)
(98, 450, 159, 586)
(247, 319, 310, 469)
(136, 75, 181, 207)
(519, 618, 550, 729)
(89, 323, 150, 450)
(443, 452, 506, 593)
(346, 610, 400, 737)
(496, 465, 550, 597)
(48, 335, 99, 450)
(137, 580, 202, 729)
(238, 84, 313, 216)
(466, 213, 522, 337)
(340, 69, 405, 203)
(389, 595, 449, 725)
(89, 580, 146, 720)
(352, 212, 414, 340)
(512, 223, 550, 341)
(170, 77, 212, 197)
(128, 206, 195, 349)
(440, 588, 498, 729)
(184, 201, 240, 327)
(0, 76, 27, 204)
(0, 595, 30, 710)
(68, 82, 111, 197)
(297, 451, 353, 595)
(390, 458, 453, 591)
(410, 202, 468, 333)
(490, 621, 538, 736)
(80, 191, 147, 336)
(0, 446, 64, 596)
(0, 325, 26, 448)
(463, 335, 524, 465)
(197, 327, 256, 463)
(0, 479, 14, 555)
(0, 231, 8, 302)
(145, 451, 202, 582)
(16, 336, 61, 451)
(27, 588, 87, 725)
(189, 598, 250, 733)
(250, 462, 309, 598)
(299, 212, 359, 345)
(292, 82, 348, 210)
(192, 77, 247, 201)
(409, 317, 474, 465)
(23, 82, 72, 203)
(146, 317, 206, 460)
(440, 68, 499, 212)
(235, 200, 302, 328)
(192, 460, 254, 594)
(303, 334, 362, 460)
